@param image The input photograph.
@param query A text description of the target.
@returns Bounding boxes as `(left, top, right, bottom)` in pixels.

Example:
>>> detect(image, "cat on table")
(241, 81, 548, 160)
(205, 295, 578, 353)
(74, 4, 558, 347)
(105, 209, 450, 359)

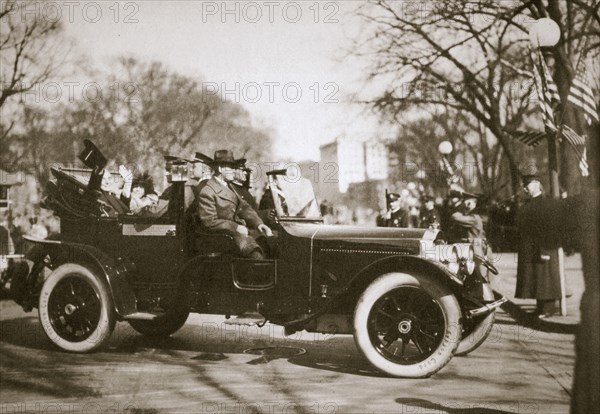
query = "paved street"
(0, 253, 581, 414)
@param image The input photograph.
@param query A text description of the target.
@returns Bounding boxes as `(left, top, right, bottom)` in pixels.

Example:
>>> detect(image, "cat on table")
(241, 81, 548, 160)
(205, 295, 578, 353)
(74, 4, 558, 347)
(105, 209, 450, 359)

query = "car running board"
(224, 312, 266, 326)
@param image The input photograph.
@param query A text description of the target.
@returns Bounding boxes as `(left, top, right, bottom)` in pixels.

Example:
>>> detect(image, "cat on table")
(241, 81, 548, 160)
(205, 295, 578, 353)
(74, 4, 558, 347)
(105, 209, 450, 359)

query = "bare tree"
(0, 0, 64, 108)
(354, 0, 599, 194)
(55, 57, 274, 187)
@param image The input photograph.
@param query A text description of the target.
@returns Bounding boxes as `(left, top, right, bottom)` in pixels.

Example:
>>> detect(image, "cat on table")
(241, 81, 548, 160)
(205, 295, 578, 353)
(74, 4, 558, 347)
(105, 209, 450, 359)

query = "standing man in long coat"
(515, 174, 561, 318)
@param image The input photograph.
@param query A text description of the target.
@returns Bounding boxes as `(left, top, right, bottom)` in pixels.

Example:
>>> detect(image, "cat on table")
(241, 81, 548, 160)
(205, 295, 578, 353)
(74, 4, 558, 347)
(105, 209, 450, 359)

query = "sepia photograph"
(1, 1, 599, 413)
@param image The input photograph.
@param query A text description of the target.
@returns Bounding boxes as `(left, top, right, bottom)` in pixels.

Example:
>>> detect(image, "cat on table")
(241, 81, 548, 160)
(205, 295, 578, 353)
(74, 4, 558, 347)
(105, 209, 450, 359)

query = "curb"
(493, 290, 577, 335)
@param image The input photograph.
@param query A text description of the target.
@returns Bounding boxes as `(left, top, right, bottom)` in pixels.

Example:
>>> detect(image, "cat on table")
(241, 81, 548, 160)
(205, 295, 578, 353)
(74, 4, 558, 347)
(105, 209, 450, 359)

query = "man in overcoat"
(196, 150, 272, 259)
(515, 174, 561, 318)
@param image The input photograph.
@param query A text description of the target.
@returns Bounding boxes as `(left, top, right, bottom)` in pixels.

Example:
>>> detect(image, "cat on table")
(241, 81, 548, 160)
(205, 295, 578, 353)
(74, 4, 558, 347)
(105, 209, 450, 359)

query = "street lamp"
(528, 18, 567, 316)
(438, 141, 456, 180)
(528, 17, 561, 48)
(438, 141, 453, 155)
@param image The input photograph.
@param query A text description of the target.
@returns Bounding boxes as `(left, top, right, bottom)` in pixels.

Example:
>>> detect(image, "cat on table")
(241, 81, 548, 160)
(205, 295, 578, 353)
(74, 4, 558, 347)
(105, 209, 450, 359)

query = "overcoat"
(197, 176, 264, 256)
(515, 195, 562, 300)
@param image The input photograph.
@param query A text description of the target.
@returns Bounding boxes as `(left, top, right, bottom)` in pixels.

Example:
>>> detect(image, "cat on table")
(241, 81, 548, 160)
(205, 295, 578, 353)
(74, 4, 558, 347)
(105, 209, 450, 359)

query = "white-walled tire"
(39, 263, 115, 352)
(456, 311, 496, 356)
(353, 273, 461, 378)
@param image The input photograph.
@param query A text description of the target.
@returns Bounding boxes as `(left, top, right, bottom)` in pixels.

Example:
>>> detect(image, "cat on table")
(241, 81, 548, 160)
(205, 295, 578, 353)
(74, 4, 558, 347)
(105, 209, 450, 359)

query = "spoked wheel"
(354, 273, 461, 378)
(456, 311, 496, 356)
(39, 264, 115, 352)
(128, 304, 189, 337)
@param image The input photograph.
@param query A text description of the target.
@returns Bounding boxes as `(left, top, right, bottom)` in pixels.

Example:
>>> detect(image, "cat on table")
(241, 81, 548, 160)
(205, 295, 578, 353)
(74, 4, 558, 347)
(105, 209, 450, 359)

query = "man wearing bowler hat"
(196, 149, 273, 259)
(515, 174, 561, 318)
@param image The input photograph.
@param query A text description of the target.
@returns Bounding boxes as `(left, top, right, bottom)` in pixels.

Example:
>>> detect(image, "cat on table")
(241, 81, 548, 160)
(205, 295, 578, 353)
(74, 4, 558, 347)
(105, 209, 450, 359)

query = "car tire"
(455, 311, 496, 356)
(353, 272, 461, 378)
(128, 306, 189, 337)
(39, 263, 115, 352)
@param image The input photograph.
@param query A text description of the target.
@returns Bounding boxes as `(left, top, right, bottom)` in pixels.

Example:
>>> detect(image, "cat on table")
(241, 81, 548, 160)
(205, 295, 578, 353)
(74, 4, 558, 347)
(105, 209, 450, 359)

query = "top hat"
(521, 174, 540, 186)
(194, 152, 214, 164)
(212, 150, 246, 166)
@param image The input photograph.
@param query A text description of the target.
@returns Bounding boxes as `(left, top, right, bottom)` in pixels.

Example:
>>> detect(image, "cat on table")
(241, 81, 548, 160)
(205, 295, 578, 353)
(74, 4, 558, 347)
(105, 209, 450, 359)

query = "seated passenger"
(119, 167, 159, 215)
(230, 162, 276, 225)
(197, 150, 272, 259)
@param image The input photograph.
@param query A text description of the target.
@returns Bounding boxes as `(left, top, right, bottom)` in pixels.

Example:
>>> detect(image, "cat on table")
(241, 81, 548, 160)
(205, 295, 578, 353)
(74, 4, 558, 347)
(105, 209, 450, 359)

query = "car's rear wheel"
(128, 305, 189, 337)
(456, 311, 496, 356)
(39, 263, 115, 352)
(354, 273, 461, 378)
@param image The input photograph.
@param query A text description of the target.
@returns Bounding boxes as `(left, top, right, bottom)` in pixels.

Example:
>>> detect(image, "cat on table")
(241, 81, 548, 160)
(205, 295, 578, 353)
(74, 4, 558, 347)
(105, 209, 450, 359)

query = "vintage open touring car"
(8, 140, 505, 378)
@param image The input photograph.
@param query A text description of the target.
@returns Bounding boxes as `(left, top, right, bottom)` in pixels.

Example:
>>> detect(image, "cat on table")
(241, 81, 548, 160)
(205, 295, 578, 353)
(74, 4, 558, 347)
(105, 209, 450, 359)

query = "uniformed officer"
(449, 191, 485, 254)
(420, 195, 440, 229)
(382, 192, 408, 228)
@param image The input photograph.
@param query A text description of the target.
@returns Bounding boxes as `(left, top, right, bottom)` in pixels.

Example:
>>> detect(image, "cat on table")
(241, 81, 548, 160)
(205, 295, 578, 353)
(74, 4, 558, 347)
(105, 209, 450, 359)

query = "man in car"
(230, 162, 277, 225)
(197, 150, 272, 259)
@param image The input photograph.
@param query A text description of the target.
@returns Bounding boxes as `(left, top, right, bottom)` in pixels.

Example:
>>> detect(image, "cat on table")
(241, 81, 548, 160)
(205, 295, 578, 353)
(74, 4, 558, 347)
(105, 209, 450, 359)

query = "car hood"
(281, 222, 438, 247)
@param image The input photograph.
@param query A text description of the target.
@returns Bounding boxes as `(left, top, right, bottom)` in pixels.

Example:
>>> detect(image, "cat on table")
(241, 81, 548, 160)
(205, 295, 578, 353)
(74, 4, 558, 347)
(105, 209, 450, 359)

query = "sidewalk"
(490, 251, 583, 332)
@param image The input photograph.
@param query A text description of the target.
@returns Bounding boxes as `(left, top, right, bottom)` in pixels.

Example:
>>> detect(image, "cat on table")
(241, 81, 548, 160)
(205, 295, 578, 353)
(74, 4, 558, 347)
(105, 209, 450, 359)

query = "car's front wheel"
(39, 263, 115, 352)
(455, 311, 496, 356)
(353, 273, 461, 378)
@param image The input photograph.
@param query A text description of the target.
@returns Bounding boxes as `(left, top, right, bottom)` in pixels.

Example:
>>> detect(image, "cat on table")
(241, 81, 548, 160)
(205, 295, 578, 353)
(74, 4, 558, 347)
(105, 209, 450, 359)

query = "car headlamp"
(446, 246, 460, 274)
(424, 244, 460, 274)
(452, 243, 476, 276)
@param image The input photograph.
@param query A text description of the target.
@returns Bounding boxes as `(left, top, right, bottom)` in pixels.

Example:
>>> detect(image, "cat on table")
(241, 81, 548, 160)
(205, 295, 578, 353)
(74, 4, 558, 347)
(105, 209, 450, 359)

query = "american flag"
(560, 125, 589, 176)
(511, 130, 546, 147)
(567, 54, 599, 125)
(530, 46, 561, 130)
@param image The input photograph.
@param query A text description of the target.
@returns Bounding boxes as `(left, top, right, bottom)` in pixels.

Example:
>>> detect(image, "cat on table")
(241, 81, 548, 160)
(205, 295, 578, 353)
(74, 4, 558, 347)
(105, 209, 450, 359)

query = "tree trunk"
(571, 122, 600, 413)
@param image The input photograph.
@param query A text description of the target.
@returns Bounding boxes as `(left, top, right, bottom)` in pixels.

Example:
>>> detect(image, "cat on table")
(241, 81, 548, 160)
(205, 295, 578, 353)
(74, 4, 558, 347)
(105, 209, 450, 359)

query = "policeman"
(449, 191, 485, 255)
(382, 192, 408, 228)
(420, 195, 440, 229)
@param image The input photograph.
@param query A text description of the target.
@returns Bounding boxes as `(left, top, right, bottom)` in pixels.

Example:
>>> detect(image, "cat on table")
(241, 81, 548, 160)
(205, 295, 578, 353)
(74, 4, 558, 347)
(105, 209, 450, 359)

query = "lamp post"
(528, 18, 567, 316)
(528, 18, 561, 200)
(438, 141, 454, 177)
(416, 169, 426, 194)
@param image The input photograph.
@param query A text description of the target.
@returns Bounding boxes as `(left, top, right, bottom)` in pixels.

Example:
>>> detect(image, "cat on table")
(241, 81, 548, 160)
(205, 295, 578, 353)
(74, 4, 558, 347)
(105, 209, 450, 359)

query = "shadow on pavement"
(0, 316, 383, 379)
(494, 292, 577, 335)
(395, 398, 521, 414)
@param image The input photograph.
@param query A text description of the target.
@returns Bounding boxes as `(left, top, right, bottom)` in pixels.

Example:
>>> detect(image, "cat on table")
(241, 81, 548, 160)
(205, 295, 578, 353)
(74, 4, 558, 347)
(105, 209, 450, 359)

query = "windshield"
(270, 176, 321, 219)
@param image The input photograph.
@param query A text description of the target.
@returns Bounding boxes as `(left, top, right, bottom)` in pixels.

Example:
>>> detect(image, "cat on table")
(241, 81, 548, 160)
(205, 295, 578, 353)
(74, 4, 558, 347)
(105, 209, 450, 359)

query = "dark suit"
(197, 176, 264, 256)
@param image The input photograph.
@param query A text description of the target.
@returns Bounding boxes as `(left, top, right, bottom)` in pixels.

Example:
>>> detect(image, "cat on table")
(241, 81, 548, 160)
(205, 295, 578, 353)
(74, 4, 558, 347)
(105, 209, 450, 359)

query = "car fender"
(345, 255, 464, 296)
(23, 236, 137, 318)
